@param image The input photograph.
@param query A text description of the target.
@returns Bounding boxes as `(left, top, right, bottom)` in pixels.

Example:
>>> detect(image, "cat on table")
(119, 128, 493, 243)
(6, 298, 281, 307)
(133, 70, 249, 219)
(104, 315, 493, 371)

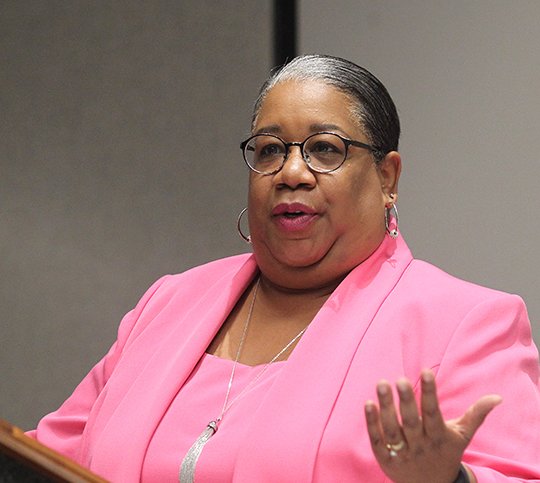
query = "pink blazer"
(30, 236, 540, 481)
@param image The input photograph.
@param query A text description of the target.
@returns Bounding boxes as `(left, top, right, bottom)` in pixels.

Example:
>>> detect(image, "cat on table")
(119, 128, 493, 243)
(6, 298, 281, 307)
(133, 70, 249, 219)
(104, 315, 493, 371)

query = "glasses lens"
(304, 133, 346, 172)
(244, 135, 286, 174)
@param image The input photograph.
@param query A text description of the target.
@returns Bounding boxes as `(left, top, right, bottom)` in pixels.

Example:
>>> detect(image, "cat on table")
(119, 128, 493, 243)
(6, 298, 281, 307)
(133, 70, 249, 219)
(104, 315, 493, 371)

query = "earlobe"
(385, 192, 397, 208)
(379, 151, 401, 202)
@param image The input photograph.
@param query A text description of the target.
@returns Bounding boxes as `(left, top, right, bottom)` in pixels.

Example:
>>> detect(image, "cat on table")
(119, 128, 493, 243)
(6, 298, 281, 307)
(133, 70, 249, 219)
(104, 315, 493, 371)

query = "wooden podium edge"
(0, 419, 108, 482)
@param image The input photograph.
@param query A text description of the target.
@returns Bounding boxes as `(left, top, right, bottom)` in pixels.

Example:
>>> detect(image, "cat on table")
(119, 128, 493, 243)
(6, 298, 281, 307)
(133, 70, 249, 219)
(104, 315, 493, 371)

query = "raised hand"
(364, 369, 502, 483)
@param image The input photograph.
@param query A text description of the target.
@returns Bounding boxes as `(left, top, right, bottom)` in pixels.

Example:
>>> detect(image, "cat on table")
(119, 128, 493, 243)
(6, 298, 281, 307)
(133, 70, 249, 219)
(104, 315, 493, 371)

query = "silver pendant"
(179, 421, 218, 483)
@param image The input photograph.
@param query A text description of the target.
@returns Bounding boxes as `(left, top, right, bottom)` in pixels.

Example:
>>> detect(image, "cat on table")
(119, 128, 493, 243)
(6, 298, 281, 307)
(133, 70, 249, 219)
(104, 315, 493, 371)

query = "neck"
(254, 272, 340, 321)
(259, 272, 342, 298)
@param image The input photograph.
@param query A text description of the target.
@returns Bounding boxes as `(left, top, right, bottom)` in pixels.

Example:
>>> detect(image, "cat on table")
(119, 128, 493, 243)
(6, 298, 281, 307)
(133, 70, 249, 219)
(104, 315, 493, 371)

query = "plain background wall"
(300, 0, 540, 341)
(1, 1, 271, 429)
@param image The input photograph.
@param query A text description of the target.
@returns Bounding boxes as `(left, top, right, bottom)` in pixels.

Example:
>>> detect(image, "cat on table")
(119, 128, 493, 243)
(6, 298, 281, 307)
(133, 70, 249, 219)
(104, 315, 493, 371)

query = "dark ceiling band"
(273, 0, 297, 68)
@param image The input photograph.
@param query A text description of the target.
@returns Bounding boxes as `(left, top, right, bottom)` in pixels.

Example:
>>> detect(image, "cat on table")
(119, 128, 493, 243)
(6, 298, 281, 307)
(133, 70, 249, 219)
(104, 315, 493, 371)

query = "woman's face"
(248, 80, 400, 290)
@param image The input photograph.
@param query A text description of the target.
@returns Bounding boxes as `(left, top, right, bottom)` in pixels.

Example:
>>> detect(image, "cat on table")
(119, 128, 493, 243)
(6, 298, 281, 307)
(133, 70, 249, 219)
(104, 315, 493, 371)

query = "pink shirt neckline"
(141, 352, 285, 482)
(204, 351, 288, 369)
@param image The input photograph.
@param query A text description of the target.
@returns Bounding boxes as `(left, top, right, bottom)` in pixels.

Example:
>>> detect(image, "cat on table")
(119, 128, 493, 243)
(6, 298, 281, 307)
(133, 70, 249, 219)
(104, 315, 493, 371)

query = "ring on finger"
(386, 440, 406, 457)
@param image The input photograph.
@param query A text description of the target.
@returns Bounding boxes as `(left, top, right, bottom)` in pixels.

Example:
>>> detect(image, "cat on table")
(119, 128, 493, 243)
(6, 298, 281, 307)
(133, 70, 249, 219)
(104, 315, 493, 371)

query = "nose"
(275, 145, 316, 189)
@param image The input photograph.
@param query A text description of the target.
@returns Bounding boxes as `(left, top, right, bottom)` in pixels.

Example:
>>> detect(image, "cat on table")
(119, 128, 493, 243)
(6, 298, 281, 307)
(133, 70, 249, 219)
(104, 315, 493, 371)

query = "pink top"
(141, 353, 285, 482)
(28, 236, 540, 481)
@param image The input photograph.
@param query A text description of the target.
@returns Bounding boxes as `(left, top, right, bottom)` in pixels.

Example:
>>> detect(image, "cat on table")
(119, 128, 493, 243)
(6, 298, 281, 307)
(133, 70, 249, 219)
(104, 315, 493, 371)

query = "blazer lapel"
(89, 256, 258, 481)
(234, 236, 413, 482)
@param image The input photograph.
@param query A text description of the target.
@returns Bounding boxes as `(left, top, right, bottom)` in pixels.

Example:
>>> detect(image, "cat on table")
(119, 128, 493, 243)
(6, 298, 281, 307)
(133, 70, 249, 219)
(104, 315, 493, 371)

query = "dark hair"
(252, 54, 400, 161)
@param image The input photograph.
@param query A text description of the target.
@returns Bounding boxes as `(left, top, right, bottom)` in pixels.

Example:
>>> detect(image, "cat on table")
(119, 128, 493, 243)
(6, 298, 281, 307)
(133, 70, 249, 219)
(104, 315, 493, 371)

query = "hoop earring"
(385, 204, 399, 239)
(237, 207, 251, 243)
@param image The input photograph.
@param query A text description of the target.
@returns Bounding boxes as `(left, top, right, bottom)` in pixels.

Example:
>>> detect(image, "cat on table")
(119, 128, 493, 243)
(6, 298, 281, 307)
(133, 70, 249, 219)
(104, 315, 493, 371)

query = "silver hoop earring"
(385, 204, 399, 239)
(237, 207, 251, 243)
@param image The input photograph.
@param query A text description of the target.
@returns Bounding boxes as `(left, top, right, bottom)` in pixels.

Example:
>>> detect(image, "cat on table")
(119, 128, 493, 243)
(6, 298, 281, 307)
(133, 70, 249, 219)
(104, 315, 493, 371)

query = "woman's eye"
(314, 142, 333, 152)
(310, 141, 339, 154)
(259, 143, 283, 157)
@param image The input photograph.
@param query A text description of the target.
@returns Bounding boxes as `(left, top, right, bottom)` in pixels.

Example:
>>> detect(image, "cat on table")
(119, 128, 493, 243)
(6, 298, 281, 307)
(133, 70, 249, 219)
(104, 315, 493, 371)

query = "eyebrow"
(310, 123, 345, 133)
(254, 124, 281, 135)
(254, 123, 351, 137)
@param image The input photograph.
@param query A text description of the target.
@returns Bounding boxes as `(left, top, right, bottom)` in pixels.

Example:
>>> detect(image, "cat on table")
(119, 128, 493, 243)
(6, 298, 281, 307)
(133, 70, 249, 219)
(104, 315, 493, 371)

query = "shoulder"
(137, 252, 255, 311)
(159, 253, 254, 289)
(368, 257, 537, 391)
(127, 253, 253, 306)
(116, 253, 256, 345)
(382, 258, 531, 366)
(397, 258, 524, 312)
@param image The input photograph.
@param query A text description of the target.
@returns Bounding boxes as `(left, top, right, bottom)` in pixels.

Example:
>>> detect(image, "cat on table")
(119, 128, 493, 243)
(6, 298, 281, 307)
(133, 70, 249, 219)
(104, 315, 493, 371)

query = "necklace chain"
(179, 277, 309, 483)
(217, 277, 259, 421)
(217, 277, 308, 422)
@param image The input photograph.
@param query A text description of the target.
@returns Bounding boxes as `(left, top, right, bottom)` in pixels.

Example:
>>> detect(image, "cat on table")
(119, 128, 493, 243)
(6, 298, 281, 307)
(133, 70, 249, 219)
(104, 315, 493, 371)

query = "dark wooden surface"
(0, 419, 107, 482)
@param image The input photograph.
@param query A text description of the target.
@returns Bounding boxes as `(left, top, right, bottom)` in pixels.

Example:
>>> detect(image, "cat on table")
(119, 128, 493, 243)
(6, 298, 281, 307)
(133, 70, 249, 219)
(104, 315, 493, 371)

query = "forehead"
(255, 80, 361, 138)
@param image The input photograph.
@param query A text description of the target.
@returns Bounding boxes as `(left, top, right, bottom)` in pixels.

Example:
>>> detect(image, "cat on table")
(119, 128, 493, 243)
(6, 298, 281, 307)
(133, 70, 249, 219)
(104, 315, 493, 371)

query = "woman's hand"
(364, 369, 502, 483)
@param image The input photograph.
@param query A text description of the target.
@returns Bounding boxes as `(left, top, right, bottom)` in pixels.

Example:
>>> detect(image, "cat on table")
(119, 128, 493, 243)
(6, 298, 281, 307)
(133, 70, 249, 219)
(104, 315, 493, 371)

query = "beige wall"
(301, 0, 540, 342)
(1, 1, 271, 429)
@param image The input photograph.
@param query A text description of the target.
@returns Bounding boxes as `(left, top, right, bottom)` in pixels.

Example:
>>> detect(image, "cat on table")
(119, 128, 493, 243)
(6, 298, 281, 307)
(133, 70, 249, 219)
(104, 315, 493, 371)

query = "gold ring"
(386, 440, 406, 457)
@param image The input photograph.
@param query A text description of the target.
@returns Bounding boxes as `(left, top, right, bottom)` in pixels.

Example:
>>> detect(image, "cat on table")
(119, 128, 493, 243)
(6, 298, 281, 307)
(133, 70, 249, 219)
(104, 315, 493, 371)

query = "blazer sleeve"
(26, 275, 171, 463)
(434, 293, 540, 482)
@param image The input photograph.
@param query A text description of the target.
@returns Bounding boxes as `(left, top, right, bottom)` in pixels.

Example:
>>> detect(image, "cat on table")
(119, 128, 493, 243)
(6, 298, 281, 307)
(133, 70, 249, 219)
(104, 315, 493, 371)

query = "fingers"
(396, 379, 423, 443)
(420, 369, 446, 438)
(364, 381, 406, 462)
(365, 371, 500, 483)
(369, 371, 502, 443)
(364, 400, 387, 456)
(377, 380, 404, 445)
(365, 379, 423, 461)
(455, 394, 502, 441)
(365, 370, 455, 452)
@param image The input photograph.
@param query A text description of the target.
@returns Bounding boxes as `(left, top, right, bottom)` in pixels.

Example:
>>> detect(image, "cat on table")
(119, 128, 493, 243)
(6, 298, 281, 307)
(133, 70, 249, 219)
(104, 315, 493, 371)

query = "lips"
(271, 203, 318, 232)
(272, 202, 316, 216)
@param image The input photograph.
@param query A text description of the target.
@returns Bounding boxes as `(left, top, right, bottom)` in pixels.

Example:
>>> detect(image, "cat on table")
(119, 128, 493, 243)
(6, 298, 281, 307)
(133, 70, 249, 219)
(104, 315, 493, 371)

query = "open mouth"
(282, 211, 306, 218)
(272, 202, 316, 217)
(271, 203, 318, 231)
(271, 205, 318, 232)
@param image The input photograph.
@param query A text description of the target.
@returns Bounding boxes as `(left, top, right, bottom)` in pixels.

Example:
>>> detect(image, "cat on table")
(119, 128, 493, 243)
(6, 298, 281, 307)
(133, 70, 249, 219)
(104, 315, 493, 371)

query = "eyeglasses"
(240, 131, 379, 175)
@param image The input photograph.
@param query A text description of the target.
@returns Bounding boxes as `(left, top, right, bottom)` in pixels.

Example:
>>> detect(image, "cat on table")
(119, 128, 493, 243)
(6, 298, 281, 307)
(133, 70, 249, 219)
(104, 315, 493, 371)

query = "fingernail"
(396, 379, 408, 393)
(377, 384, 389, 396)
(421, 370, 434, 383)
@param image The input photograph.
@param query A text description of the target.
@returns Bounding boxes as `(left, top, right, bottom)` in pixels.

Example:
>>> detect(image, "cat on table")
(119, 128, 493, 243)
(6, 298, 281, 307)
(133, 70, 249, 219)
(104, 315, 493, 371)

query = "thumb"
(454, 395, 502, 441)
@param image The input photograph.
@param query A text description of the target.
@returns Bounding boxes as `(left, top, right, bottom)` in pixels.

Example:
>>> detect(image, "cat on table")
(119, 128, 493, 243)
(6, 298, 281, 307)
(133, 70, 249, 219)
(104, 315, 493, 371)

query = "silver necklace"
(179, 279, 308, 483)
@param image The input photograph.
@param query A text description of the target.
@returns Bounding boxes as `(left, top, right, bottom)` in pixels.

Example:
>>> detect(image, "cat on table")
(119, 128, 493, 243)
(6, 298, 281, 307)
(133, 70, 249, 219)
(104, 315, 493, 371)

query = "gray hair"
(251, 55, 400, 161)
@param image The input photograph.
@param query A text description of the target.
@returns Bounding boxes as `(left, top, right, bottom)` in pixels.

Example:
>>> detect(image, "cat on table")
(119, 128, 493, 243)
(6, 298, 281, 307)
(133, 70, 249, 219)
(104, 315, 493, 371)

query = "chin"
(254, 237, 333, 271)
(280, 258, 320, 269)
(275, 249, 329, 269)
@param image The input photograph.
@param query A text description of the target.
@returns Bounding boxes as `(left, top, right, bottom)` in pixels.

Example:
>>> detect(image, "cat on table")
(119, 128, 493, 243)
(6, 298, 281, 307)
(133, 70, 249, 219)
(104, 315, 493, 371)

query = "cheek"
(335, 169, 385, 223)
(247, 177, 271, 227)
(248, 176, 267, 208)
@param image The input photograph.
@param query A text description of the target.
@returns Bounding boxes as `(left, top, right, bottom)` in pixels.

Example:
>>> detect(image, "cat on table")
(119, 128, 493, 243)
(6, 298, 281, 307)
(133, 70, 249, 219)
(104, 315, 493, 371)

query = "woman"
(30, 55, 540, 482)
